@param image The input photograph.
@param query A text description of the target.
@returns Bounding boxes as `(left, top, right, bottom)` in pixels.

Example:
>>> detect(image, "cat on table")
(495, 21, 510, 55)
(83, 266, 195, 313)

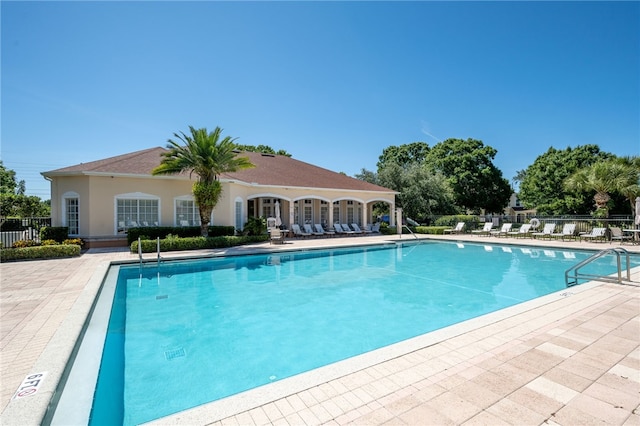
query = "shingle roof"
(43, 147, 394, 193)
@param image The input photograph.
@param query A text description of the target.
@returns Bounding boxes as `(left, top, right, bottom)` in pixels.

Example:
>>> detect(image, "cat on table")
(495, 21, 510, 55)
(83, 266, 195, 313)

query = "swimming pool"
(56, 241, 638, 425)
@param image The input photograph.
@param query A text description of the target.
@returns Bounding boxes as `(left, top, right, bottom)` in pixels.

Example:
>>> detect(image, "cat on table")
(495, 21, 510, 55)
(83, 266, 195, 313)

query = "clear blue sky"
(2, 1, 639, 200)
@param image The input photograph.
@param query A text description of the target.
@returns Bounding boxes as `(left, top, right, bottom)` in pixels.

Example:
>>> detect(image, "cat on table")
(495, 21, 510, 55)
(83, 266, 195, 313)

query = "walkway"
(1, 234, 639, 425)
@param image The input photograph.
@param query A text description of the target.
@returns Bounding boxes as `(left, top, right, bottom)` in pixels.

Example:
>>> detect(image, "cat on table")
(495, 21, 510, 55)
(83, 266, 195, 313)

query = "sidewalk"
(1, 234, 639, 425)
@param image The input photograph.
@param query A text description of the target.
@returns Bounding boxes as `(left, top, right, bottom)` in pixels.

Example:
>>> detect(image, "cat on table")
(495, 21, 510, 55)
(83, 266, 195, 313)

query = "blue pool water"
(89, 241, 638, 425)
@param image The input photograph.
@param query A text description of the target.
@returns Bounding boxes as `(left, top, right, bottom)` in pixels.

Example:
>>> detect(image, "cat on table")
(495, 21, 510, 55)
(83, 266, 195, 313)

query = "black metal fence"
(0, 217, 51, 248)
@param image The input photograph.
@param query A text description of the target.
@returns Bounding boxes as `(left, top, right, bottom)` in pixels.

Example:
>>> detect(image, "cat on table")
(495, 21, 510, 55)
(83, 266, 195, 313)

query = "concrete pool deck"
(1, 233, 639, 425)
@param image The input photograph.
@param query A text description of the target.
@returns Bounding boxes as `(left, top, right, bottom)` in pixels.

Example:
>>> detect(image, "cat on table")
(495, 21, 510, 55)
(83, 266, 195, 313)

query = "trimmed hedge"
(40, 226, 70, 243)
(415, 226, 453, 235)
(126, 226, 235, 245)
(1, 244, 81, 262)
(131, 235, 269, 253)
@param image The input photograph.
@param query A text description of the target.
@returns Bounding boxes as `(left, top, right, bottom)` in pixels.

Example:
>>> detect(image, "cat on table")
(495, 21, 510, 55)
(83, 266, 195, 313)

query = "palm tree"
(563, 160, 634, 218)
(152, 126, 254, 236)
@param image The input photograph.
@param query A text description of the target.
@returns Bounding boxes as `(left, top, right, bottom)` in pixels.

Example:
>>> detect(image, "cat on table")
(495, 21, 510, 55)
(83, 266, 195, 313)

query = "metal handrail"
(565, 247, 631, 287)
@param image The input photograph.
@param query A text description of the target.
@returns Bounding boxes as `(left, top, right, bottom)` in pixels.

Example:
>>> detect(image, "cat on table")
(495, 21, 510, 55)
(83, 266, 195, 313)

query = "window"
(235, 199, 243, 231)
(304, 199, 313, 224)
(176, 199, 200, 226)
(320, 201, 328, 226)
(333, 201, 340, 224)
(262, 198, 273, 218)
(347, 202, 354, 225)
(116, 195, 159, 231)
(65, 197, 79, 235)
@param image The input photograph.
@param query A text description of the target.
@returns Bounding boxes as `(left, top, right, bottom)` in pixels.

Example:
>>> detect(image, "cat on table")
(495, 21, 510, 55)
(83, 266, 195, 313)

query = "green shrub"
(433, 215, 478, 231)
(414, 226, 452, 235)
(12, 239, 39, 248)
(243, 216, 266, 236)
(40, 227, 69, 243)
(126, 226, 235, 245)
(1, 244, 81, 262)
(63, 238, 84, 247)
(131, 235, 269, 253)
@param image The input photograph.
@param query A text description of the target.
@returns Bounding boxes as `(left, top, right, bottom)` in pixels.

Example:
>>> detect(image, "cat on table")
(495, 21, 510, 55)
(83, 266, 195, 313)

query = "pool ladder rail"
(565, 247, 633, 287)
(138, 237, 163, 268)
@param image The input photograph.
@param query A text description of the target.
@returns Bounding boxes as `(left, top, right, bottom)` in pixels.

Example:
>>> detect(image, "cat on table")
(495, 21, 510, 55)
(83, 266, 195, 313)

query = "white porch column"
(396, 208, 403, 235)
(362, 203, 368, 226)
(390, 202, 396, 226)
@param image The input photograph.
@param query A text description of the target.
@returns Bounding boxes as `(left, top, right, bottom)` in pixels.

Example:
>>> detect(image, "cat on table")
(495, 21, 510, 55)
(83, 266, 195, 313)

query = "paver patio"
(1, 234, 639, 425)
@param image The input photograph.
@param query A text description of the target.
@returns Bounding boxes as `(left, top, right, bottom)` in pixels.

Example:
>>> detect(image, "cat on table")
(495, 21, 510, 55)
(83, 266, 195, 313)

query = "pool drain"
(165, 348, 186, 360)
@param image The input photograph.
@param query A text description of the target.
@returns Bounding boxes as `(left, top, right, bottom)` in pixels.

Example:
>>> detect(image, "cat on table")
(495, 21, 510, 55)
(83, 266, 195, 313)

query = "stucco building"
(42, 148, 397, 247)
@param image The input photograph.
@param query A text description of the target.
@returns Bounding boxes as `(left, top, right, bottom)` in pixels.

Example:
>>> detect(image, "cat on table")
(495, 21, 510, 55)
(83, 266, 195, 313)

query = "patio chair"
(507, 224, 532, 238)
(579, 227, 607, 242)
(291, 224, 311, 237)
(315, 224, 335, 237)
(269, 228, 285, 244)
(471, 222, 493, 236)
(444, 222, 465, 234)
(551, 224, 576, 241)
(490, 223, 512, 237)
(532, 223, 556, 239)
(371, 223, 381, 233)
(304, 223, 324, 237)
(609, 227, 632, 244)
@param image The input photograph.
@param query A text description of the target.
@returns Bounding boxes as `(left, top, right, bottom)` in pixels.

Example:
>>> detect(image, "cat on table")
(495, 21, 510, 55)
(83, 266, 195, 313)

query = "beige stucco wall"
(48, 174, 396, 241)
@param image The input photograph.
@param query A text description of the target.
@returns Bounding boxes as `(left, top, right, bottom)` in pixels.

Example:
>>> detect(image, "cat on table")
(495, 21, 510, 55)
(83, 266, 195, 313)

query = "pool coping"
(1, 234, 639, 425)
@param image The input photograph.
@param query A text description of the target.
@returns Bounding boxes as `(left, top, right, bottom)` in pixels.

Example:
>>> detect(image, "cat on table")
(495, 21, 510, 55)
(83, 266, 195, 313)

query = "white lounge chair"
(351, 223, 371, 234)
(507, 224, 532, 238)
(315, 224, 335, 237)
(334, 223, 355, 235)
(472, 222, 493, 236)
(532, 223, 556, 239)
(291, 224, 311, 237)
(551, 224, 576, 241)
(490, 223, 512, 237)
(444, 222, 465, 234)
(304, 224, 324, 236)
(580, 227, 607, 242)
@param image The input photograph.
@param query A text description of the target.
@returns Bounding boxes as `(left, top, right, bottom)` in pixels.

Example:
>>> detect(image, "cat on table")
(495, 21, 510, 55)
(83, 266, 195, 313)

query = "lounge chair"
(609, 227, 631, 244)
(551, 224, 576, 241)
(472, 222, 493, 236)
(490, 223, 512, 237)
(291, 224, 311, 237)
(507, 224, 532, 238)
(304, 224, 324, 236)
(580, 227, 607, 242)
(334, 223, 356, 235)
(269, 228, 285, 244)
(351, 223, 371, 234)
(315, 224, 335, 237)
(444, 222, 465, 234)
(532, 223, 556, 239)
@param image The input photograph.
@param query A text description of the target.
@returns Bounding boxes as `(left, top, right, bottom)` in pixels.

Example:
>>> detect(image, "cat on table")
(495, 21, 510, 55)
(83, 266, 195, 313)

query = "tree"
(354, 168, 378, 185)
(518, 145, 614, 214)
(152, 126, 255, 236)
(564, 158, 640, 218)
(614, 156, 640, 215)
(376, 142, 430, 170)
(377, 162, 457, 220)
(0, 161, 50, 217)
(425, 138, 511, 213)
(234, 144, 292, 157)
